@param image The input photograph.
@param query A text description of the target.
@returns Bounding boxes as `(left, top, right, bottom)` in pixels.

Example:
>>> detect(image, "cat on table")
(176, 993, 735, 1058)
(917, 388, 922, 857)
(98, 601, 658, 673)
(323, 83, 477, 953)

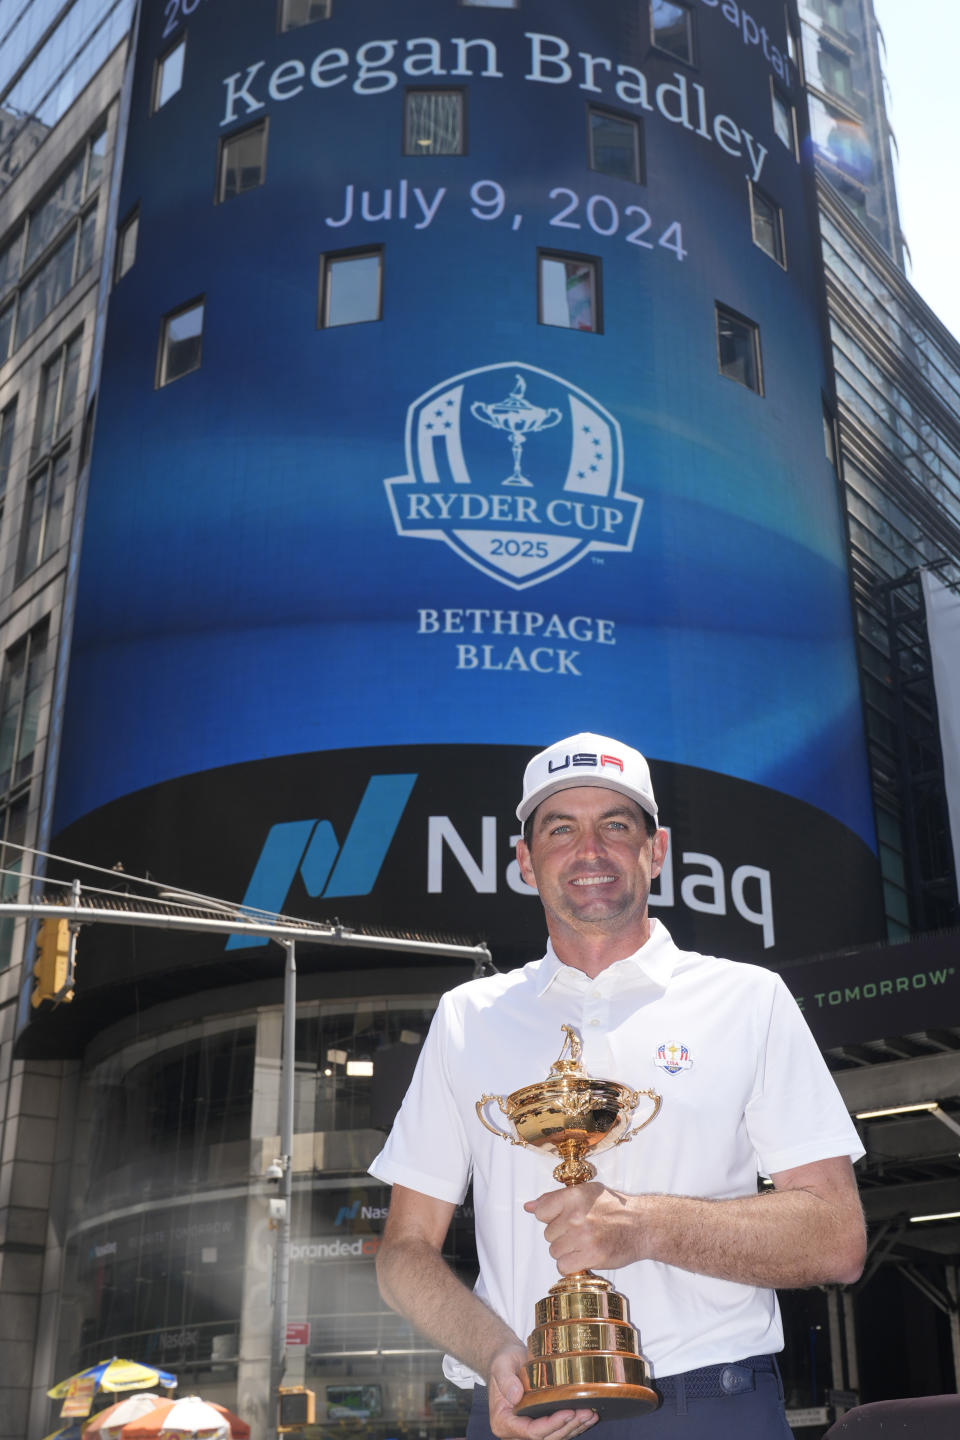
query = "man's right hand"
(487, 1345, 598, 1440)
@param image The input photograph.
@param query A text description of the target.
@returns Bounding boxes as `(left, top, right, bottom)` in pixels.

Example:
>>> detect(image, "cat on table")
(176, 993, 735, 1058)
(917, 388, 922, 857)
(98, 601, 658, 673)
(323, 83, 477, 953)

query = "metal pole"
(826, 1287, 844, 1393)
(842, 1288, 860, 1394)
(270, 939, 296, 1438)
(946, 1264, 960, 1393)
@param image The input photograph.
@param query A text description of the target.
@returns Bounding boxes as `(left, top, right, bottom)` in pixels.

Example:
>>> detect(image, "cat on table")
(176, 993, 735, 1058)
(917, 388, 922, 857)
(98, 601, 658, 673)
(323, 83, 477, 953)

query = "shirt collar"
(534, 918, 676, 997)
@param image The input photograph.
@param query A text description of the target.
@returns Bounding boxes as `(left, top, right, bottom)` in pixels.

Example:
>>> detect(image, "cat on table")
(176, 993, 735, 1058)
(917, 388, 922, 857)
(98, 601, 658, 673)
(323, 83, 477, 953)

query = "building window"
(813, 0, 846, 32)
(823, 399, 838, 467)
(815, 44, 853, 104)
(157, 299, 205, 386)
(0, 623, 48, 797)
(0, 227, 23, 302)
(716, 304, 762, 393)
(18, 449, 69, 579)
(749, 183, 786, 267)
(318, 249, 383, 328)
(0, 300, 13, 364)
(0, 128, 104, 357)
(404, 90, 465, 156)
(651, 1, 695, 65)
(278, 0, 331, 28)
(0, 399, 17, 536)
(588, 106, 643, 184)
(116, 208, 139, 281)
(33, 333, 83, 462)
(217, 119, 269, 202)
(0, 794, 28, 969)
(154, 38, 186, 112)
(538, 252, 601, 333)
(771, 83, 797, 156)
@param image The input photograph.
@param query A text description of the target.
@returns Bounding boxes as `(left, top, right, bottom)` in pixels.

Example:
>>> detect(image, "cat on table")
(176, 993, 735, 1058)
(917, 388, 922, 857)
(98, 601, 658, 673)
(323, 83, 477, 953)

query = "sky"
(871, 0, 960, 342)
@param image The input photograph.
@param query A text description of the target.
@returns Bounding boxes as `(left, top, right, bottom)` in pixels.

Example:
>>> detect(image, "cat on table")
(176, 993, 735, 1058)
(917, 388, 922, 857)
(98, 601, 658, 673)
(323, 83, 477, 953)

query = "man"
(371, 733, 866, 1439)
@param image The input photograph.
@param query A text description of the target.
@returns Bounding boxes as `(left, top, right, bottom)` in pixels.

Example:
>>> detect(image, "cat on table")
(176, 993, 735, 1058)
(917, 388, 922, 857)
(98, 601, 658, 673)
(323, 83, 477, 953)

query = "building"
(0, 4, 958, 1439)
(0, 4, 134, 1435)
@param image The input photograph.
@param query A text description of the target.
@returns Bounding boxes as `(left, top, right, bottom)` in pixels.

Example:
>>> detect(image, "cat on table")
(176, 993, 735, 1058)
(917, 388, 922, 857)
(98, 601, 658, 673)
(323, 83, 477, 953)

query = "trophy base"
(516, 1382, 661, 1421)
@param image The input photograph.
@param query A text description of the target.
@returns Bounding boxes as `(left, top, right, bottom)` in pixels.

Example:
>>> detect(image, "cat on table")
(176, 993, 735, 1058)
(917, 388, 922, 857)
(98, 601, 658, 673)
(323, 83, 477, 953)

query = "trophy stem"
(503, 432, 533, 487)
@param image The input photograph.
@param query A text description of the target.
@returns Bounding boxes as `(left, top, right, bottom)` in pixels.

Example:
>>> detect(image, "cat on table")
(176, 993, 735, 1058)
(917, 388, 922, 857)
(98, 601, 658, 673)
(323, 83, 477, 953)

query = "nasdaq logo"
(226, 774, 417, 949)
(384, 362, 642, 590)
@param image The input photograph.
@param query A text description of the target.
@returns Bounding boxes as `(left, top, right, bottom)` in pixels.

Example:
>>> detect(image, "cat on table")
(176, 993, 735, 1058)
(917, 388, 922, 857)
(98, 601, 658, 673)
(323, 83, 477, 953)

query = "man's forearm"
(377, 1234, 525, 1380)
(530, 1164, 866, 1288)
(636, 1187, 865, 1288)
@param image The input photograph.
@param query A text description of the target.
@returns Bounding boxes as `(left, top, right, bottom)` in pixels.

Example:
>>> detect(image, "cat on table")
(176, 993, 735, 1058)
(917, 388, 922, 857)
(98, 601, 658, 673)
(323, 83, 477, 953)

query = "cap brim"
(517, 773, 658, 825)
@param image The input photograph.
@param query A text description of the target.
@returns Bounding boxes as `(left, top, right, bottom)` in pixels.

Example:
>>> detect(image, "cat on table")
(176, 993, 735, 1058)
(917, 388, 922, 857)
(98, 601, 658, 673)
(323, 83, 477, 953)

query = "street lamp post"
(270, 939, 296, 1435)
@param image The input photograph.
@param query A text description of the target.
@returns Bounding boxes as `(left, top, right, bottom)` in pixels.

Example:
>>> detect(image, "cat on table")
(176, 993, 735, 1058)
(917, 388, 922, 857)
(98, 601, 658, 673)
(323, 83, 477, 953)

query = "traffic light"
(277, 1387, 315, 1432)
(31, 918, 75, 1008)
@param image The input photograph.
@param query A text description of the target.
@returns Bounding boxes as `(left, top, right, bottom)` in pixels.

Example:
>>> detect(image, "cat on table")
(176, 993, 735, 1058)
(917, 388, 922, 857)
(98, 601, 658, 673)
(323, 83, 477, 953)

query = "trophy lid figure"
(371, 733, 866, 1440)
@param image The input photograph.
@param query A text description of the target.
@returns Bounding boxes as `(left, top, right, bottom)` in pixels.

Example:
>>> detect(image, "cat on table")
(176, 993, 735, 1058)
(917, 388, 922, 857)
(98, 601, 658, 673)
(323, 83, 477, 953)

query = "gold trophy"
(476, 1025, 662, 1419)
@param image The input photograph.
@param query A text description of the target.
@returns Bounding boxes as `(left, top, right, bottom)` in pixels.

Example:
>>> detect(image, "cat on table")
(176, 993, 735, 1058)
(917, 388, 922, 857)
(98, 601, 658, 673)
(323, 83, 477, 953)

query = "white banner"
(921, 569, 960, 894)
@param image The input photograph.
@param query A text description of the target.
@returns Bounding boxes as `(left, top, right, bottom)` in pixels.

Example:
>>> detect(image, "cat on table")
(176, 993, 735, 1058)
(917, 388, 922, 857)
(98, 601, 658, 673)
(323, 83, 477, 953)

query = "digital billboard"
(38, 0, 882, 1035)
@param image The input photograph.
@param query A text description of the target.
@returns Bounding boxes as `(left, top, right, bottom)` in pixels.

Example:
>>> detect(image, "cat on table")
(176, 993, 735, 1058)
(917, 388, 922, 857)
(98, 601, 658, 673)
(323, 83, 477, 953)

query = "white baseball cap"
(516, 733, 659, 825)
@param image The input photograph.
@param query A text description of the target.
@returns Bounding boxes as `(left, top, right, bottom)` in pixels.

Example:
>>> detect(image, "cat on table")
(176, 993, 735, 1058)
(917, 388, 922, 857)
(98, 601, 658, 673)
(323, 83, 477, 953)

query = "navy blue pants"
(467, 1358, 793, 1440)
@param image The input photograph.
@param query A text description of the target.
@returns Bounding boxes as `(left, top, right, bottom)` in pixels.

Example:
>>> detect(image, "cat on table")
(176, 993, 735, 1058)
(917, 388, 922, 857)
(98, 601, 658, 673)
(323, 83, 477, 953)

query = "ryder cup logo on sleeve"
(384, 362, 642, 589)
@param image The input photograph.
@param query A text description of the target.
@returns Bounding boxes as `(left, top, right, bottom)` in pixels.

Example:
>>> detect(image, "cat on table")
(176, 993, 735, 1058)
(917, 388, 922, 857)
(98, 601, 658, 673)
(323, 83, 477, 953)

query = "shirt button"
(587, 1018, 601, 1027)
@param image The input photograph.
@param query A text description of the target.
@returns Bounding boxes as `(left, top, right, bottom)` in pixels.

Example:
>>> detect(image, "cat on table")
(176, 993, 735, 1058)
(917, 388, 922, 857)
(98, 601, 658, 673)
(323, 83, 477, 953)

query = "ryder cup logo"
(384, 362, 642, 590)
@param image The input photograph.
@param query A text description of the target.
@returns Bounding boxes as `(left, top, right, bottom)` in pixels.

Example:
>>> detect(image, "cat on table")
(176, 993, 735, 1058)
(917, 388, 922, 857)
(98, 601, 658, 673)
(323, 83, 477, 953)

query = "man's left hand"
(524, 1184, 643, 1274)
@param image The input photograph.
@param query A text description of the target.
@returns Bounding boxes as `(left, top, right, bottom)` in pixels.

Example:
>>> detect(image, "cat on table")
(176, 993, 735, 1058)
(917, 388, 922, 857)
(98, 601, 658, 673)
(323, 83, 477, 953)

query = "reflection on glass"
(539, 256, 598, 332)
(160, 301, 204, 385)
(651, 0, 693, 64)
(219, 121, 268, 201)
(405, 91, 464, 155)
(324, 252, 382, 327)
(589, 109, 641, 182)
(155, 38, 185, 111)
(116, 210, 138, 281)
(57, 1000, 480, 1430)
(279, 0, 332, 29)
(717, 305, 761, 392)
(772, 91, 795, 152)
(750, 187, 785, 266)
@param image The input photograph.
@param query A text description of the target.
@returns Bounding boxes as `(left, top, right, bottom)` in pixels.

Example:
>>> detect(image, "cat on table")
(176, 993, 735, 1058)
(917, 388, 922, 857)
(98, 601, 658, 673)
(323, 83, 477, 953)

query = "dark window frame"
(277, 0, 332, 30)
(537, 248, 603, 335)
(115, 206, 139, 283)
(650, 0, 697, 68)
(770, 79, 797, 158)
(586, 104, 644, 185)
(317, 246, 384, 329)
(153, 36, 186, 114)
(216, 117, 270, 203)
(402, 88, 467, 157)
(17, 445, 69, 582)
(32, 329, 83, 465)
(156, 297, 206, 388)
(715, 302, 763, 395)
(748, 181, 786, 268)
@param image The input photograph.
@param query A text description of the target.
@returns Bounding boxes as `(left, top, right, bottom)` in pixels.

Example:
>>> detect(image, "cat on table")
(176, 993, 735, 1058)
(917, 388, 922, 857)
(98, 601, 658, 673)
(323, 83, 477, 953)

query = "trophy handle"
(616, 1089, 662, 1144)
(476, 1094, 526, 1147)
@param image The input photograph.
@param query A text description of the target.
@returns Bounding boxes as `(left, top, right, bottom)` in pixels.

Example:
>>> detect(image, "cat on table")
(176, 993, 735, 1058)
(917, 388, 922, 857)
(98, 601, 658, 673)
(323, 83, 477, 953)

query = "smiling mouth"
(571, 875, 617, 887)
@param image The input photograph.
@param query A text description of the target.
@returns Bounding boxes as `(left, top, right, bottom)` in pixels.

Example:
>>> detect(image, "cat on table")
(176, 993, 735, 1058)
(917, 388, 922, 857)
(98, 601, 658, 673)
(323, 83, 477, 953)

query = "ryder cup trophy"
(476, 1026, 662, 1419)
(470, 374, 562, 487)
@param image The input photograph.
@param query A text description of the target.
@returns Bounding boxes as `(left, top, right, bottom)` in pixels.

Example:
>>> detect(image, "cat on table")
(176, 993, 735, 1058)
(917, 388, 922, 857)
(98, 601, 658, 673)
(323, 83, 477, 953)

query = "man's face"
(516, 787, 667, 942)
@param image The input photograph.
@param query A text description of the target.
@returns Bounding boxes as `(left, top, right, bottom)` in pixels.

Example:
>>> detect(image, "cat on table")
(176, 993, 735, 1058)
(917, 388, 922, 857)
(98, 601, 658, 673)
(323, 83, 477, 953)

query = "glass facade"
(820, 182, 960, 935)
(59, 997, 478, 1438)
(799, 0, 902, 263)
(0, 0, 134, 191)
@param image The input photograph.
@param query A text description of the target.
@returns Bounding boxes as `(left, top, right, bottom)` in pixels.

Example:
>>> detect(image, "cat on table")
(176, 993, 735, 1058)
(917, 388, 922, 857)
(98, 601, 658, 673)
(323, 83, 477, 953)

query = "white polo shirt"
(369, 921, 863, 1383)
